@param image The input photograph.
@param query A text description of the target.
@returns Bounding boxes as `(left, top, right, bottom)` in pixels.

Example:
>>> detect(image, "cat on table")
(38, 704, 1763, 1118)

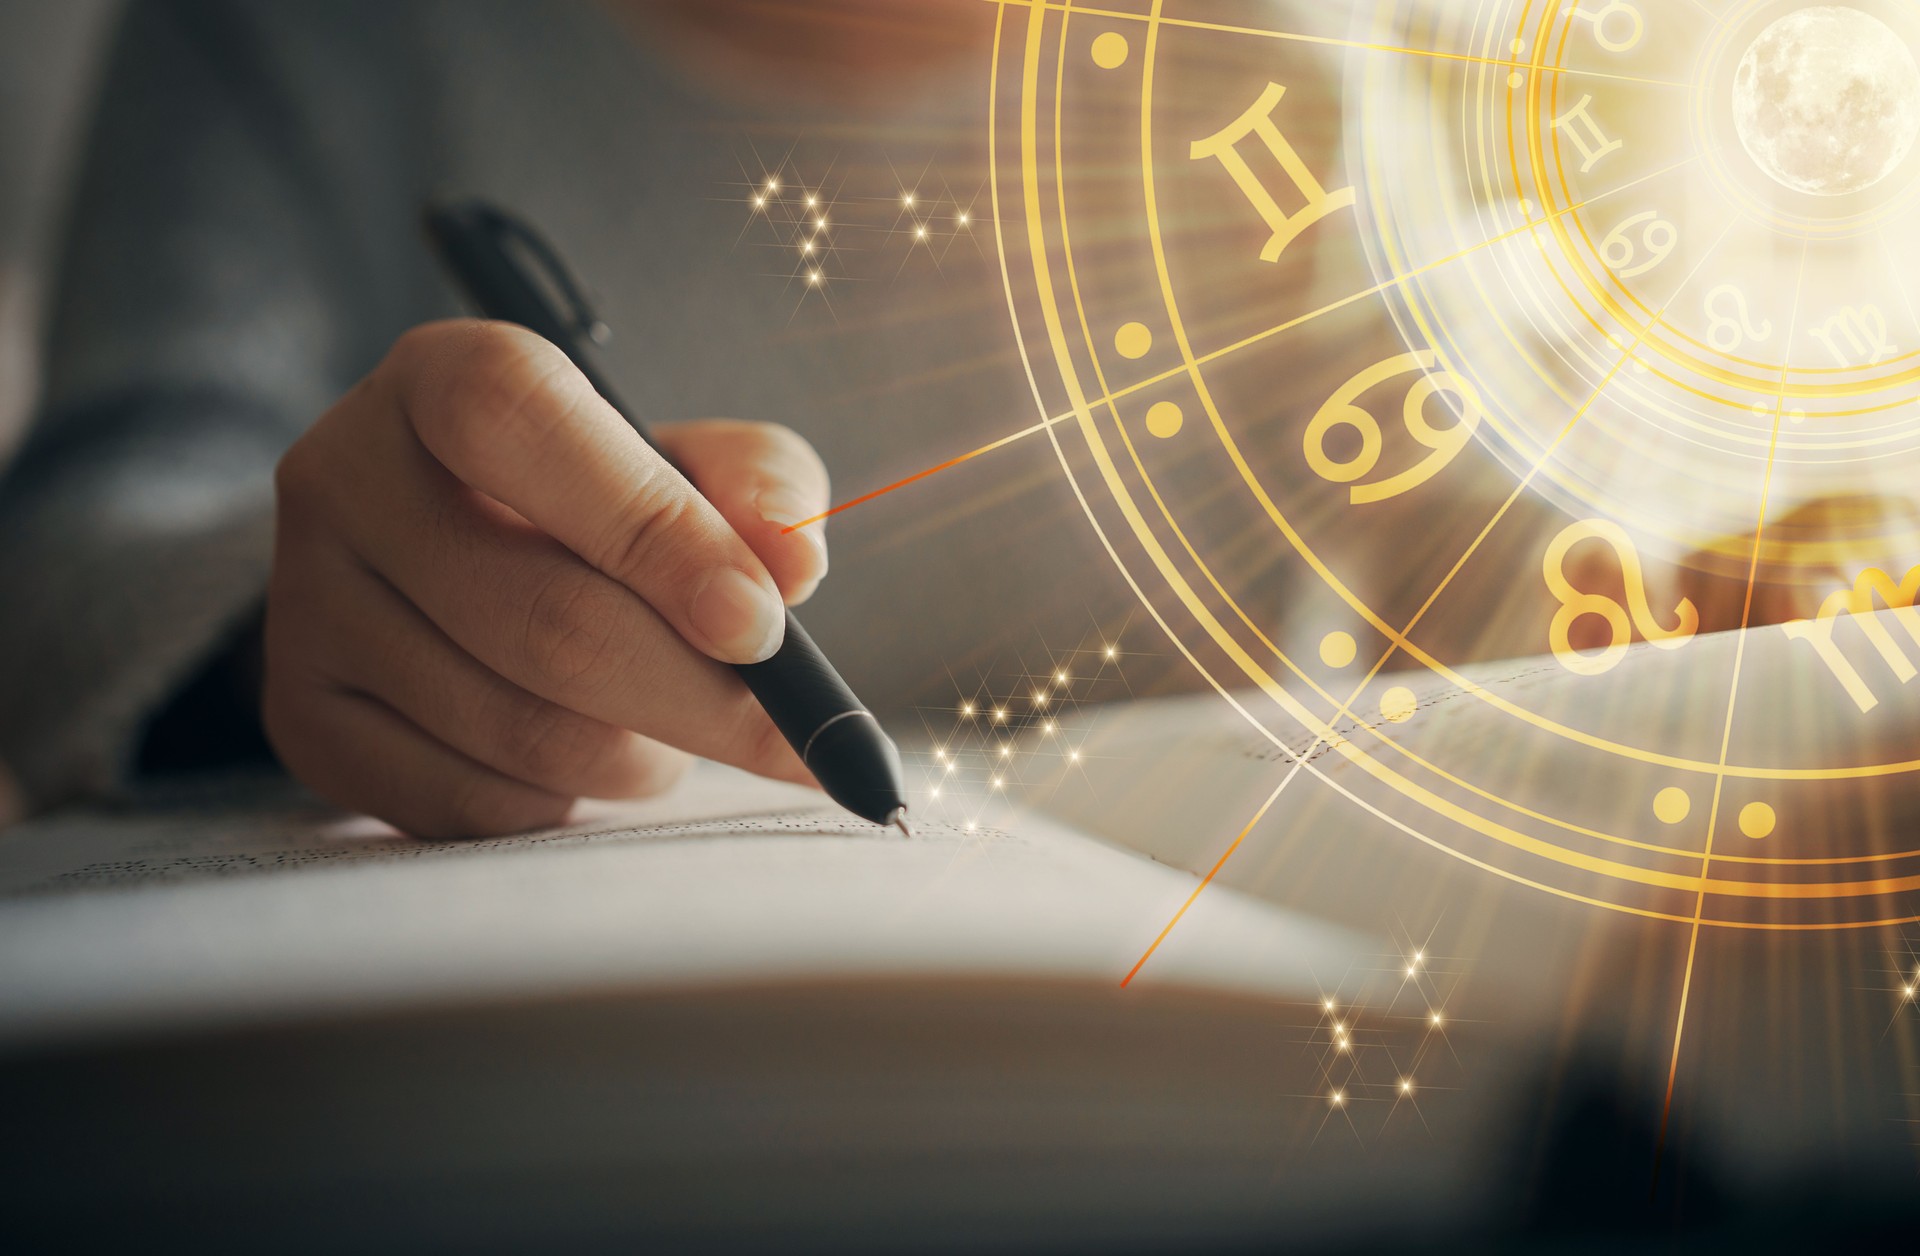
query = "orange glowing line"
(1121, 775, 1293, 988)
(780, 416, 1064, 533)
(1653, 237, 1814, 1196)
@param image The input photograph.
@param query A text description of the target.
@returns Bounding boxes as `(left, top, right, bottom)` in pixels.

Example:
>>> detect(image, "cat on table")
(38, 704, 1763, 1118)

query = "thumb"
(659, 419, 832, 605)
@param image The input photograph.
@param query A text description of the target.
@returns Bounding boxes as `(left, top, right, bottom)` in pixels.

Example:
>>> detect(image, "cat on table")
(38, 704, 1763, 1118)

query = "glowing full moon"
(1732, 6, 1920, 196)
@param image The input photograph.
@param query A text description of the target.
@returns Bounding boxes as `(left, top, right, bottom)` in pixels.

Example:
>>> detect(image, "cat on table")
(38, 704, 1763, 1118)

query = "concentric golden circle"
(990, 1, 1920, 929)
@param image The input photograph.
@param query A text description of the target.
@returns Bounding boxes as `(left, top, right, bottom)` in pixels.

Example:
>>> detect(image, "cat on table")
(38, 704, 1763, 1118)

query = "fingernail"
(690, 568, 785, 663)
(758, 489, 829, 573)
(786, 575, 823, 607)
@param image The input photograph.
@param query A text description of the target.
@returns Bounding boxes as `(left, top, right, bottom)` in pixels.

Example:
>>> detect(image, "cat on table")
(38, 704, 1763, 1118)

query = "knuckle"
(277, 375, 391, 517)
(519, 567, 630, 699)
(495, 695, 616, 788)
(272, 437, 328, 513)
(403, 322, 574, 468)
(601, 480, 699, 586)
(388, 320, 455, 367)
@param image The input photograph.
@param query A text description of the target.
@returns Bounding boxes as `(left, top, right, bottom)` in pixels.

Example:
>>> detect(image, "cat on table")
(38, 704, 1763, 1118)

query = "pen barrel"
(736, 614, 904, 824)
(426, 200, 901, 826)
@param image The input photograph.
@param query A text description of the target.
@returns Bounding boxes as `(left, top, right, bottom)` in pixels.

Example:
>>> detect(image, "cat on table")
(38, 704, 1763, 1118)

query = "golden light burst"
(909, 623, 1136, 832)
(1297, 930, 1470, 1145)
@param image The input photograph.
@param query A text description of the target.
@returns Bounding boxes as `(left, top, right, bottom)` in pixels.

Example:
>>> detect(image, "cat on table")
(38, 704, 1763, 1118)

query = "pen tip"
(887, 807, 914, 839)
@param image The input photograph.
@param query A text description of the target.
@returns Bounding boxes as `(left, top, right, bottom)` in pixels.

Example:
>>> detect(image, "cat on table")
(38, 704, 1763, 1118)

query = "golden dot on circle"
(1508, 71, 1525, 89)
(1518, 198, 1534, 216)
(1511, 38, 1526, 55)
(1653, 787, 1691, 825)
(1114, 321, 1154, 359)
(1380, 687, 1418, 724)
(1090, 31, 1130, 70)
(1739, 802, 1777, 840)
(1144, 401, 1184, 439)
(1320, 631, 1358, 669)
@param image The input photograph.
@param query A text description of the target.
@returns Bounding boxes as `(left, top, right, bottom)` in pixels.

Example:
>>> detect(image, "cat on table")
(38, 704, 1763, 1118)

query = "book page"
(0, 763, 1374, 1048)
(1028, 613, 1920, 935)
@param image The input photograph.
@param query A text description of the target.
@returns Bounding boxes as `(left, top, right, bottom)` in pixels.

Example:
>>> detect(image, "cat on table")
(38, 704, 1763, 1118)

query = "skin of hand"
(1559, 494, 1920, 653)
(263, 320, 831, 839)
(0, 758, 19, 830)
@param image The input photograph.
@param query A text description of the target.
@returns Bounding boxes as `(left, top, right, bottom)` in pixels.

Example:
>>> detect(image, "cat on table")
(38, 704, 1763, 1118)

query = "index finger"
(385, 320, 788, 665)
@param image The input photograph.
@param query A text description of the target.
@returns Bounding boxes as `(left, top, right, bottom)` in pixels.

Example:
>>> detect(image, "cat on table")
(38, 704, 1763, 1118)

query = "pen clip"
(474, 204, 612, 346)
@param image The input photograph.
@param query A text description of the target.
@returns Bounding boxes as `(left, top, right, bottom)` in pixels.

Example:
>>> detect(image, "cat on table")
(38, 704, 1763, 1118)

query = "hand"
(0, 757, 20, 830)
(264, 320, 830, 837)
(1558, 494, 1920, 654)
(1675, 494, 1920, 633)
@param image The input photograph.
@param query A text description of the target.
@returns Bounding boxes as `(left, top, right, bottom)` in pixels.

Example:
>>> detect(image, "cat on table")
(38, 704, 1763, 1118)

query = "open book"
(0, 763, 1381, 1048)
(6, 620, 1918, 1247)
(7, 612, 1917, 1048)
(2, 759, 1516, 1250)
(1034, 609, 1920, 936)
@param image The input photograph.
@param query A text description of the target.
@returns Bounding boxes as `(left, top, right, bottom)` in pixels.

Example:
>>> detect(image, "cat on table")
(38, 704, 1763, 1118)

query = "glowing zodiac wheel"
(990, 0, 1920, 930)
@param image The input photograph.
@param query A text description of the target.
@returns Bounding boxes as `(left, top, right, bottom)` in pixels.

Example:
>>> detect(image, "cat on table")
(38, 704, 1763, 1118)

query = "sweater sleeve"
(0, 0, 425, 808)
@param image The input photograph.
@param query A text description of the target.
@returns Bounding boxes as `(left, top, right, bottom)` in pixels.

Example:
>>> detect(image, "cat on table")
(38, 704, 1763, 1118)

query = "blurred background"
(0, 1, 117, 468)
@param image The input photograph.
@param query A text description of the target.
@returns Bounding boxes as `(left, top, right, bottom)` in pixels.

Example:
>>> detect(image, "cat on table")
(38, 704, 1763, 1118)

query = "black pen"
(423, 199, 911, 835)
